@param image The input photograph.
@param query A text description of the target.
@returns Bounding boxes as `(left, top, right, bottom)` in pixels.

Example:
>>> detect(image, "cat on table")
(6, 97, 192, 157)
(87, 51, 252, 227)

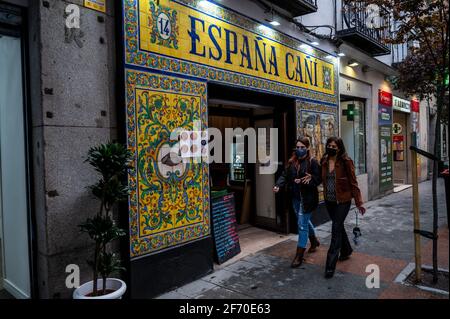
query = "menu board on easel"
(210, 192, 241, 264)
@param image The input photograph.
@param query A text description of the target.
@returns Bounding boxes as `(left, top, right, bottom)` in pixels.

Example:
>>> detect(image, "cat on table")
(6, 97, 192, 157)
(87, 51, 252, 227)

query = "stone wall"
(8, 0, 119, 298)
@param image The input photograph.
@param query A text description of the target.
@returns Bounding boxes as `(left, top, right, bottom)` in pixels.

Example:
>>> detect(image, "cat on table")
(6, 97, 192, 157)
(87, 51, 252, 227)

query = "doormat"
(395, 263, 449, 296)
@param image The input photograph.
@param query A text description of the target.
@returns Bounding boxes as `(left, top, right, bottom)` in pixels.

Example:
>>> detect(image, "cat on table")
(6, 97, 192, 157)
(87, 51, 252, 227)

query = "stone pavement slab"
(195, 286, 252, 299)
(169, 280, 217, 299)
(378, 282, 447, 299)
(157, 180, 449, 299)
(263, 240, 409, 283)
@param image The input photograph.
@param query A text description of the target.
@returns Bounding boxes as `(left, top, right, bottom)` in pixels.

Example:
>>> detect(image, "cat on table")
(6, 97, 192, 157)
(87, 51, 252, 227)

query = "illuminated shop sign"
(137, 0, 335, 95)
(393, 96, 411, 113)
(84, 0, 106, 13)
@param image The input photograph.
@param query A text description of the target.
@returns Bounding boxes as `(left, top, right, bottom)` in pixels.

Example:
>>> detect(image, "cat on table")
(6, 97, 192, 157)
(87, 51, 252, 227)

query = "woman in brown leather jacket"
(321, 137, 366, 278)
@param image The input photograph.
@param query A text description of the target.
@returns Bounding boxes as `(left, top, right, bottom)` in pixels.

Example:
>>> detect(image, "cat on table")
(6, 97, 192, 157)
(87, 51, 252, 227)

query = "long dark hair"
(288, 136, 311, 166)
(322, 137, 350, 164)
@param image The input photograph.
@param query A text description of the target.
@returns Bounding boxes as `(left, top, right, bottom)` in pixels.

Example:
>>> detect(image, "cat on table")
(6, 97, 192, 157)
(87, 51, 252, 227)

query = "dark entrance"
(208, 83, 325, 236)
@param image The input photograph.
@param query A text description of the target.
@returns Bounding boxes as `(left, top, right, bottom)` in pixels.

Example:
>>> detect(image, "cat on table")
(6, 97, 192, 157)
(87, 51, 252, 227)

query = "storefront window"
(230, 141, 245, 182)
(341, 100, 366, 175)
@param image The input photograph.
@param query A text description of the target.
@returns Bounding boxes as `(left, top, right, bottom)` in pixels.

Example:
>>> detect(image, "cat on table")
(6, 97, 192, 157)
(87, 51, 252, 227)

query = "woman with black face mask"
(273, 137, 321, 268)
(321, 137, 366, 278)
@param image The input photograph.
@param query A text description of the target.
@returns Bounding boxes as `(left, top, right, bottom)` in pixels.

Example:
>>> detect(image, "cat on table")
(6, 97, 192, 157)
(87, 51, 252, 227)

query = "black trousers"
(325, 201, 353, 271)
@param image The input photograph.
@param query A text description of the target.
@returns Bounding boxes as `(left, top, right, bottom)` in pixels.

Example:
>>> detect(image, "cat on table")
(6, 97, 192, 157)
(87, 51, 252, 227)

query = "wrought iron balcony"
(336, 0, 391, 56)
(392, 42, 408, 67)
(268, 0, 318, 16)
(391, 36, 420, 67)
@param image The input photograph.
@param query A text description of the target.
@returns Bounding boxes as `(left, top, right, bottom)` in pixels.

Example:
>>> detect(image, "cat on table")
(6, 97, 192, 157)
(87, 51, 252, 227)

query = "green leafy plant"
(79, 142, 132, 296)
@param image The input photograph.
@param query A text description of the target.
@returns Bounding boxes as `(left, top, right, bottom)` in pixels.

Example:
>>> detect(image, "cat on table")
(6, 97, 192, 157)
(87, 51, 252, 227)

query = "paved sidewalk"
(157, 179, 449, 299)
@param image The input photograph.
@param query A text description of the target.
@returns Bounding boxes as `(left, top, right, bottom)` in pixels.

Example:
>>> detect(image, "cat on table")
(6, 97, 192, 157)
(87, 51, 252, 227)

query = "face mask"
(327, 147, 337, 156)
(296, 148, 307, 158)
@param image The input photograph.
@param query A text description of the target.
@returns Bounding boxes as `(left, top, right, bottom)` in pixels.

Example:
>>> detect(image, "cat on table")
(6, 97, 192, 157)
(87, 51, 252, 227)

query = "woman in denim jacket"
(273, 137, 321, 268)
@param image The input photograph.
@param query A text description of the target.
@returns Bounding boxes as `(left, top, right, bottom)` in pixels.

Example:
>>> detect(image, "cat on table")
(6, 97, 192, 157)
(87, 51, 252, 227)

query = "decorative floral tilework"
(123, 0, 340, 257)
(126, 69, 210, 257)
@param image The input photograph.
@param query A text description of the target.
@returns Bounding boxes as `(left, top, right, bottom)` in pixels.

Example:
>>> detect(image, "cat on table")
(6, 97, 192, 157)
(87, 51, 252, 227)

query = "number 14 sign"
(84, 0, 106, 13)
(157, 12, 172, 39)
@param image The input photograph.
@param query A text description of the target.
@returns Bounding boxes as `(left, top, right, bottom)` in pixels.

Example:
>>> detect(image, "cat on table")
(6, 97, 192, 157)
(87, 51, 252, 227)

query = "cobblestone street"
(158, 179, 449, 299)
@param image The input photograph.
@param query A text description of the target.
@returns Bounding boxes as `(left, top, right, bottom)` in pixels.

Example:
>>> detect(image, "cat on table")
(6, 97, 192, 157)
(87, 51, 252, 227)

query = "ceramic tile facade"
(296, 100, 338, 161)
(124, 0, 339, 103)
(123, 0, 339, 257)
(126, 69, 210, 257)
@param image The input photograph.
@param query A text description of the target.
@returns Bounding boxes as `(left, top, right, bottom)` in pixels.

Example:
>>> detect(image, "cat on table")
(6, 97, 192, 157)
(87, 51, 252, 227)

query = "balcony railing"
(337, 0, 391, 56)
(392, 42, 409, 66)
(269, 0, 318, 16)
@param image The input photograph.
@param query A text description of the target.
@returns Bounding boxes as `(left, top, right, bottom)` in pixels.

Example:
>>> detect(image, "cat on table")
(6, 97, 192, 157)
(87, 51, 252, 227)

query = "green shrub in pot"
(76, 142, 132, 298)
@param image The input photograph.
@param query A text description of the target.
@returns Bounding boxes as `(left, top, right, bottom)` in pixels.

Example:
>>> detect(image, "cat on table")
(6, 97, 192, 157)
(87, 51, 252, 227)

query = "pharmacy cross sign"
(393, 123, 402, 135)
(342, 104, 358, 121)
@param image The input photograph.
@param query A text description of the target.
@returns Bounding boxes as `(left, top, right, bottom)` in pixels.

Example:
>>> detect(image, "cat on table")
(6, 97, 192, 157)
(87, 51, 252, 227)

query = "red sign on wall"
(393, 135, 404, 142)
(411, 100, 420, 113)
(379, 90, 393, 107)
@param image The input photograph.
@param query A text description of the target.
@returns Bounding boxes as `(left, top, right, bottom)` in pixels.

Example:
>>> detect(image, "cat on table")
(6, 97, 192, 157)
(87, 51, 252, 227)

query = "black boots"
(325, 269, 335, 278)
(291, 247, 306, 268)
(308, 235, 320, 253)
(338, 254, 351, 261)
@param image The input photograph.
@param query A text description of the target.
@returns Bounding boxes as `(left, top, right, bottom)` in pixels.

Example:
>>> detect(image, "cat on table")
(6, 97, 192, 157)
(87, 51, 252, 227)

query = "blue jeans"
(292, 197, 316, 248)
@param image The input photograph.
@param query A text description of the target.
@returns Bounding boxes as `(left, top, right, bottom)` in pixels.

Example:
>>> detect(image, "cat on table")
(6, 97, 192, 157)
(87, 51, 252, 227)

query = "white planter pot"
(73, 278, 127, 299)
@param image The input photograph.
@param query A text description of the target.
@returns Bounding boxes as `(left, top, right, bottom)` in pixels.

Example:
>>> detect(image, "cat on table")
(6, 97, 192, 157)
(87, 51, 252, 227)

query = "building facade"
(0, 0, 431, 299)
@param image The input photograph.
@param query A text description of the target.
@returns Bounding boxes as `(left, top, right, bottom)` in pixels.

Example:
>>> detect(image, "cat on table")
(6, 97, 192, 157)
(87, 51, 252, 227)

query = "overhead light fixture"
(266, 6, 280, 27)
(338, 52, 346, 57)
(348, 59, 359, 67)
(299, 43, 313, 54)
(258, 24, 272, 34)
(305, 35, 319, 46)
(198, 0, 214, 10)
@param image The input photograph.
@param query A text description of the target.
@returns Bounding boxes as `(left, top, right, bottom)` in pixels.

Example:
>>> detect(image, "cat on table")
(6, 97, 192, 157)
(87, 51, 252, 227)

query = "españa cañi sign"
(137, 0, 335, 96)
(84, 0, 106, 13)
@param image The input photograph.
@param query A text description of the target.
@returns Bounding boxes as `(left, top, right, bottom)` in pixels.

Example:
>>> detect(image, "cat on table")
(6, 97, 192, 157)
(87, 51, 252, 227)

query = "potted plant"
(73, 142, 132, 299)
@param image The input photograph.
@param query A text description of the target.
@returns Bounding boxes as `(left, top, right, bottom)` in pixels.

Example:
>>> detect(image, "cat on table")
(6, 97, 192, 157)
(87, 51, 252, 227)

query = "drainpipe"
(334, 0, 337, 34)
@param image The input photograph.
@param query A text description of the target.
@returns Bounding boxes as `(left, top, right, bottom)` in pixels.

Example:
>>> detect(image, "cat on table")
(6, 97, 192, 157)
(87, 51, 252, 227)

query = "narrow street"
(0, 0, 448, 302)
(158, 179, 449, 299)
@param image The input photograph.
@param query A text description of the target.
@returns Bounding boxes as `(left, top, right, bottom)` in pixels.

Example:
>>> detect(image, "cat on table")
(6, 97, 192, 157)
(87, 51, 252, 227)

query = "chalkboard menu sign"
(210, 192, 241, 264)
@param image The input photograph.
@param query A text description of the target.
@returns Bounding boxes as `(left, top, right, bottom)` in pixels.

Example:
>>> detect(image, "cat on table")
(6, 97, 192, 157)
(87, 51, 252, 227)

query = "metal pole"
(283, 111, 289, 234)
(411, 149, 422, 283)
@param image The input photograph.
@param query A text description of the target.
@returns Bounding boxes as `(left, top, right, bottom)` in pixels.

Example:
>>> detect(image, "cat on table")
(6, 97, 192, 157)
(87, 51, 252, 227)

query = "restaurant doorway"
(207, 84, 296, 235)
